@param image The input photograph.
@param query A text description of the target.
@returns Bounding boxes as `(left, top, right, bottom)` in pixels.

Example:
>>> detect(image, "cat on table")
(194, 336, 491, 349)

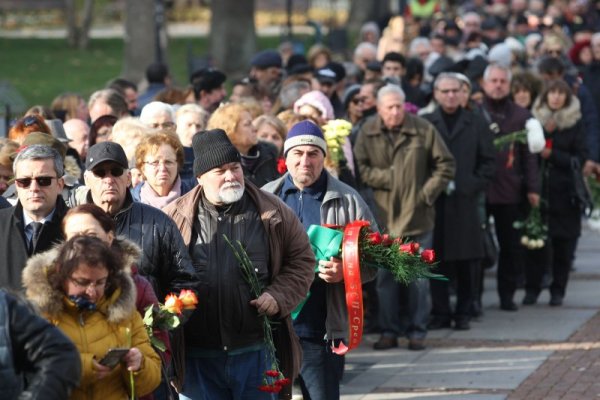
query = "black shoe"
(522, 292, 538, 305)
(373, 336, 398, 350)
(427, 316, 452, 330)
(549, 295, 563, 307)
(408, 338, 425, 351)
(500, 300, 518, 311)
(453, 317, 471, 331)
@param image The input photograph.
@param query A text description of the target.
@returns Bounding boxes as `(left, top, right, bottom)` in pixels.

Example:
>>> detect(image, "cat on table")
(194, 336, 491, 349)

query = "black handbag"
(481, 220, 498, 269)
(571, 158, 594, 217)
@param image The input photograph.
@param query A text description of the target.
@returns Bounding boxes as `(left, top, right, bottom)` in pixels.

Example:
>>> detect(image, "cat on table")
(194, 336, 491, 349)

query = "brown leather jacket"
(164, 180, 315, 386)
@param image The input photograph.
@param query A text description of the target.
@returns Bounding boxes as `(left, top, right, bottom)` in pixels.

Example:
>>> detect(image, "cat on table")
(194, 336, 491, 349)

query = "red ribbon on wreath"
(331, 220, 370, 355)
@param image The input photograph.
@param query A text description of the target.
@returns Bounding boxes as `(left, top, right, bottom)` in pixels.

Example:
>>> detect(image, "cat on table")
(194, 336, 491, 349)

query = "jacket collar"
(364, 113, 420, 137)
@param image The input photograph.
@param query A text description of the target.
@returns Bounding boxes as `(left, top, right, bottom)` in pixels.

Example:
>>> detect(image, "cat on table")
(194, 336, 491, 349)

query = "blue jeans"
(178, 347, 276, 400)
(297, 338, 345, 400)
(377, 231, 432, 340)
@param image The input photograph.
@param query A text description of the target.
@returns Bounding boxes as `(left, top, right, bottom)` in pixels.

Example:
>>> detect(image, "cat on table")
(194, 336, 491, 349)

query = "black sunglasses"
(23, 115, 40, 127)
(92, 166, 125, 178)
(15, 176, 57, 188)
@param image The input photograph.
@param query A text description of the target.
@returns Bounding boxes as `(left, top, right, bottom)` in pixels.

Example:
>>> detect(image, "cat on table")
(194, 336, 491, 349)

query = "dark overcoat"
(0, 197, 68, 290)
(423, 107, 496, 261)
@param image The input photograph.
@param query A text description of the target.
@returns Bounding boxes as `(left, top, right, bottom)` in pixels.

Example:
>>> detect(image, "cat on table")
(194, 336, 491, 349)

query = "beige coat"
(354, 113, 455, 236)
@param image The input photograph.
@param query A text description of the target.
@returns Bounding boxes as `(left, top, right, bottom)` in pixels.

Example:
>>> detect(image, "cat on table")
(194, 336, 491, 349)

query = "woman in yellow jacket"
(22, 235, 161, 400)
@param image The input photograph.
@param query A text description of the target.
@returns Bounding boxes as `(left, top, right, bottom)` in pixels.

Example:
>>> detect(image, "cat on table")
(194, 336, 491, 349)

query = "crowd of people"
(1, 1, 600, 398)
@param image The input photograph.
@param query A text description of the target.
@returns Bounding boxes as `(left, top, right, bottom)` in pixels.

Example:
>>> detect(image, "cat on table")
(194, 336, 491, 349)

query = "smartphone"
(98, 348, 129, 368)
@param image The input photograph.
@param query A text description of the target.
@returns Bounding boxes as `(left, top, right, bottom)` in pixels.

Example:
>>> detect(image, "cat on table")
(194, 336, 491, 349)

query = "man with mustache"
(164, 129, 315, 399)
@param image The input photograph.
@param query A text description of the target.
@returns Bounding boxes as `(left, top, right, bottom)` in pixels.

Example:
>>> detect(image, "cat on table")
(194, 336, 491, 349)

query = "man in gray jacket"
(263, 120, 378, 400)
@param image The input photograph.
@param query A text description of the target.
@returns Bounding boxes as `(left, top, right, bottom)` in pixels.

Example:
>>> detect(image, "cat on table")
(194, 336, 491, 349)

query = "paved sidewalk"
(341, 226, 600, 399)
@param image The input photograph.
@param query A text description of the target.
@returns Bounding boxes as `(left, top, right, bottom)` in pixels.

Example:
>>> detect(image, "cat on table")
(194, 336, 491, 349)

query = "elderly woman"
(207, 103, 280, 186)
(132, 131, 195, 209)
(524, 79, 587, 307)
(22, 235, 161, 400)
(176, 104, 208, 181)
(139, 101, 176, 131)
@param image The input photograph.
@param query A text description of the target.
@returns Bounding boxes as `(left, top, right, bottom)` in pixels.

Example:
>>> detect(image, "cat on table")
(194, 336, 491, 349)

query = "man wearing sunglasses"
(0, 145, 68, 290)
(73, 141, 198, 301)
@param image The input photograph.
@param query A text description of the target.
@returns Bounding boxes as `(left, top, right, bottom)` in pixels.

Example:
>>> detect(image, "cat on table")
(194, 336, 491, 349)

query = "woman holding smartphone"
(22, 234, 161, 399)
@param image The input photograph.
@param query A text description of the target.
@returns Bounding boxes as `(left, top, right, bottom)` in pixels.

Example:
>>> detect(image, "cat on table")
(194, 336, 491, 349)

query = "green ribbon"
(291, 225, 343, 320)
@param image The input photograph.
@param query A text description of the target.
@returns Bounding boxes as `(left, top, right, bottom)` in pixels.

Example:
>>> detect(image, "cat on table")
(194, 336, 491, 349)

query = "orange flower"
(164, 293, 183, 314)
(178, 289, 198, 310)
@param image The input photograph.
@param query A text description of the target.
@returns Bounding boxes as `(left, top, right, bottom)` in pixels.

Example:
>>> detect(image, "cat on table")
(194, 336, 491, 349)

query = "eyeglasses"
(545, 49, 562, 56)
(69, 277, 108, 291)
(149, 121, 176, 129)
(437, 88, 461, 94)
(15, 176, 58, 188)
(351, 98, 365, 105)
(92, 166, 125, 178)
(144, 159, 177, 168)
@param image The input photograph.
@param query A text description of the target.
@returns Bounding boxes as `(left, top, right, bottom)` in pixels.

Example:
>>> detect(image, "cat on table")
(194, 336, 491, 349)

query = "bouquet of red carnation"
(308, 221, 444, 285)
(143, 290, 198, 352)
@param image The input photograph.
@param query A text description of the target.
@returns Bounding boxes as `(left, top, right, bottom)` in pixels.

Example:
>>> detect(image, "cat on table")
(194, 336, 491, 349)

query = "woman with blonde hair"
(51, 92, 89, 122)
(207, 103, 280, 185)
(132, 130, 195, 209)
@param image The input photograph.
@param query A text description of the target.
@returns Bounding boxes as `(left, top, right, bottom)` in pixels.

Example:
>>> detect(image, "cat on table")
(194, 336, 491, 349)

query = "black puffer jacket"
(69, 189, 199, 299)
(0, 289, 81, 399)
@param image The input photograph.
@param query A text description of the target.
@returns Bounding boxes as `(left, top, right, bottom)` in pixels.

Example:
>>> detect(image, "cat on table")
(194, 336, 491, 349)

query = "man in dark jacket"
(0, 289, 81, 399)
(164, 129, 315, 399)
(0, 145, 68, 290)
(481, 64, 540, 311)
(423, 73, 496, 330)
(74, 141, 198, 299)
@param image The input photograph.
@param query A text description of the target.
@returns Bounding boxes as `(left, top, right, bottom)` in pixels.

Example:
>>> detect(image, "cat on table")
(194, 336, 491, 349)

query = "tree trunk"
(122, 0, 167, 86)
(64, 0, 94, 49)
(209, 0, 256, 79)
(78, 0, 94, 50)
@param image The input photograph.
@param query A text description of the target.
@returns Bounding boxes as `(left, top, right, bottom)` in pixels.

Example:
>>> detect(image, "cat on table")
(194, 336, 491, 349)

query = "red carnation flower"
(276, 157, 287, 174)
(382, 234, 393, 246)
(265, 370, 279, 378)
(421, 249, 436, 264)
(367, 232, 382, 245)
(545, 139, 553, 149)
(399, 242, 419, 255)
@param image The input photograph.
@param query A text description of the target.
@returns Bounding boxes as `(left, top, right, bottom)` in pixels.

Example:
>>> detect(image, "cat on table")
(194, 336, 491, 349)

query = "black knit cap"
(192, 129, 241, 177)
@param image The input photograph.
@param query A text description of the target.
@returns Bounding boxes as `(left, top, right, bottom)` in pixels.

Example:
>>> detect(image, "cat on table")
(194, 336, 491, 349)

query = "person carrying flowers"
(164, 129, 315, 399)
(263, 120, 379, 399)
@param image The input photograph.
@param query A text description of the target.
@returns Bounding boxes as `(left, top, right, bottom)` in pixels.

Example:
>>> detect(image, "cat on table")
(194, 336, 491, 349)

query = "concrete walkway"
(341, 225, 600, 399)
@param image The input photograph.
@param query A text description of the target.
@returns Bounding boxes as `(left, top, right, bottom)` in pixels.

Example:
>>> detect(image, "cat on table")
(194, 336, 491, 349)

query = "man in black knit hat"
(164, 129, 315, 400)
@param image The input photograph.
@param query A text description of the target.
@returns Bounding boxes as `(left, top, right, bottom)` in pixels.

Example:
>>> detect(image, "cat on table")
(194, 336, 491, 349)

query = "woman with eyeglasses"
(131, 131, 195, 209)
(61, 204, 173, 400)
(22, 234, 161, 400)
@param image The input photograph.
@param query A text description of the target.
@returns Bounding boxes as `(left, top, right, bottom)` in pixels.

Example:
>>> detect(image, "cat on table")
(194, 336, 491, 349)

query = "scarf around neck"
(140, 175, 182, 209)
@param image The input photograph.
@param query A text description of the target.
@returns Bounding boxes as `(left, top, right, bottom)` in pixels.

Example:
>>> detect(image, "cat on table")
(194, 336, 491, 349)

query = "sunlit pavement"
(342, 225, 600, 399)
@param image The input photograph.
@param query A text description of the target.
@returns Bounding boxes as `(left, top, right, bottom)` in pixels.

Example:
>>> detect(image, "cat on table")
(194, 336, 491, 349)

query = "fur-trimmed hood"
(532, 95, 582, 130)
(22, 236, 140, 324)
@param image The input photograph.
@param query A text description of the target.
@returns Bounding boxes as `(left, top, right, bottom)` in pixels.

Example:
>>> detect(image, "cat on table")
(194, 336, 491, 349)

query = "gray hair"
(88, 88, 128, 117)
(433, 72, 470, 90)
(354, 42, 378, 59)
(13, 144, 64, 178)
(408, 37, 432, 56)
(483, 64, 512, 82)
(360, 22, 380, 41)
(279, 80, 311, 109)
(377, 84, 405, 104)
(140, 101, 175, 123)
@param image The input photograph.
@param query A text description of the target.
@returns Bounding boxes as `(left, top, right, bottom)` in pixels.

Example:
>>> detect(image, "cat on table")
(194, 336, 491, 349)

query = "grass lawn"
(0, 35, 285, 113)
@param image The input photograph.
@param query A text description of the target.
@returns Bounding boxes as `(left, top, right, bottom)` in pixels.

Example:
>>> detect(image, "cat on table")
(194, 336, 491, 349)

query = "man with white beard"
(164, 129, 315, 400)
